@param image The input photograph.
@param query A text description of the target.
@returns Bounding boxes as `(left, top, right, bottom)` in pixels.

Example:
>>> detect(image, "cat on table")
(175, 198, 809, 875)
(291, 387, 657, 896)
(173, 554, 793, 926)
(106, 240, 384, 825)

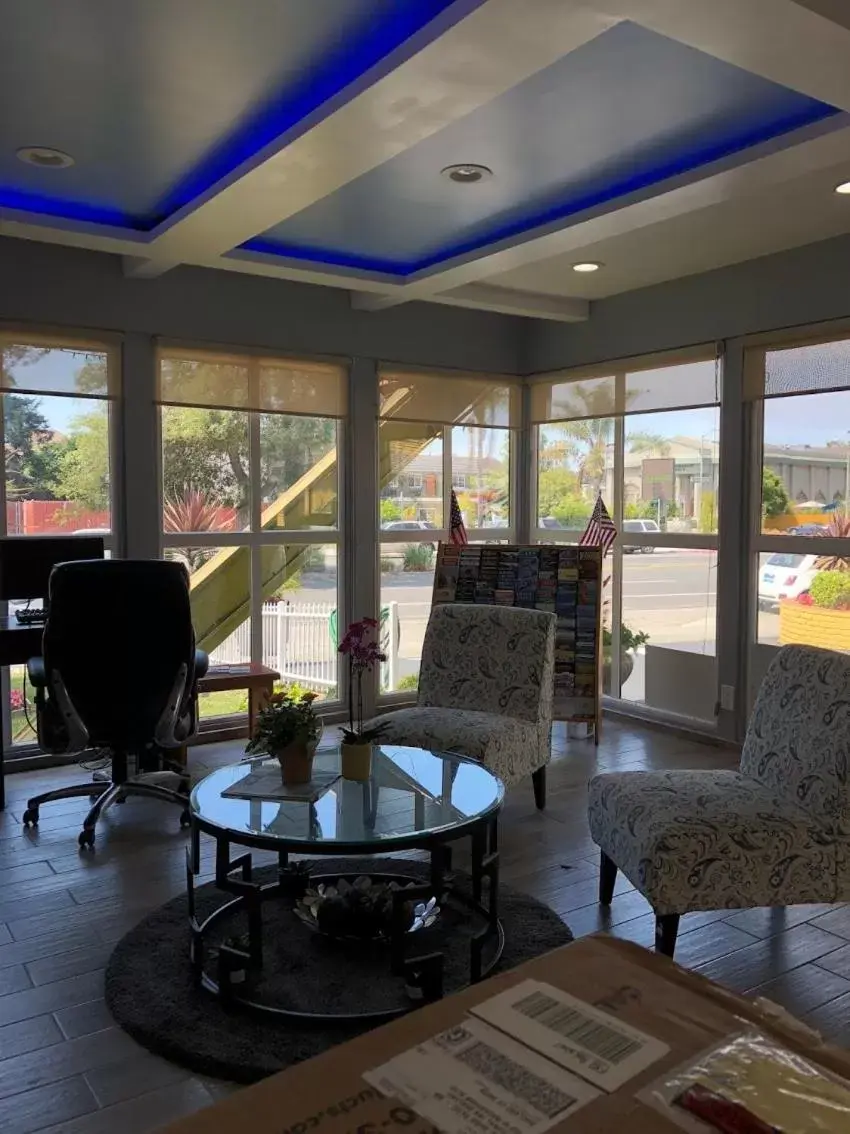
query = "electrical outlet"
(720, 684, 735, 712)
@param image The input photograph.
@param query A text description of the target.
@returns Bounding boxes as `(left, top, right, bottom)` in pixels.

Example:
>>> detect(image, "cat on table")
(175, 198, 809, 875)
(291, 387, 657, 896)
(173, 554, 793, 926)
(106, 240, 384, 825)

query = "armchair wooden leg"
(655, 914, 680, 958)
(532, 767, 546, 810)
(599, 851, 617, 905)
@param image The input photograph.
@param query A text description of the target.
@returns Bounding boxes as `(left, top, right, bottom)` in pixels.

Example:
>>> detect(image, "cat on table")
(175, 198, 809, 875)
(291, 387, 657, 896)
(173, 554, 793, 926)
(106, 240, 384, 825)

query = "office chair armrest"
(195, 650, 209, 681)
(27, 657, 47, 688)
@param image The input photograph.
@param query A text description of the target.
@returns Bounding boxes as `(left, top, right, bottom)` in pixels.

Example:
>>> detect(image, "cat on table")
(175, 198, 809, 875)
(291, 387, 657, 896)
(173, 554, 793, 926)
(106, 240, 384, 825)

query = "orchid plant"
(338, 617, 388, 745)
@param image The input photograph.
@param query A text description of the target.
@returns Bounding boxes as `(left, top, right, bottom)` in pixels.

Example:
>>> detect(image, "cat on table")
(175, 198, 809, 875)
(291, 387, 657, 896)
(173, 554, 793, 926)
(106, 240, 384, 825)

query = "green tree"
(762, 467, 791, 518)
(380, 498, 402, 523)
(3, 396, 67, 500)
(56, 410, 110, 510)
(537, 467, 580, 517)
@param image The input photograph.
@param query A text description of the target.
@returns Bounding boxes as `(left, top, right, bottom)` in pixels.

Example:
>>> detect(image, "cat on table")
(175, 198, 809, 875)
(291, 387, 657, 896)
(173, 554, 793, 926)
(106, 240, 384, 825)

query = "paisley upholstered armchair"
(369, 604, 556, 808)
(588, 645, 850, 956)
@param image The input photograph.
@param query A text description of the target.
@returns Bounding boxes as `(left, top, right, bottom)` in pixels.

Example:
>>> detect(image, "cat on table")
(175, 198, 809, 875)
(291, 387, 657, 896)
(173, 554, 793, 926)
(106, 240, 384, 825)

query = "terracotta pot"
(277, 740, 317, 785)
(341, 741, 372, 782)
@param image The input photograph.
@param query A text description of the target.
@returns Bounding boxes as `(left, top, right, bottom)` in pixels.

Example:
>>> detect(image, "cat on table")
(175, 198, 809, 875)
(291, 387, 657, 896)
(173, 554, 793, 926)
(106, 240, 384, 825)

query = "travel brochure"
(432, 543, 602, 722)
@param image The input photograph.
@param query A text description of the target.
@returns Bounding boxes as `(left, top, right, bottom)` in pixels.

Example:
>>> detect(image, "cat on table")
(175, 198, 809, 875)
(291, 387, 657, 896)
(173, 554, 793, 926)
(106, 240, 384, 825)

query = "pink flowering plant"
(338, 617, 388, 745)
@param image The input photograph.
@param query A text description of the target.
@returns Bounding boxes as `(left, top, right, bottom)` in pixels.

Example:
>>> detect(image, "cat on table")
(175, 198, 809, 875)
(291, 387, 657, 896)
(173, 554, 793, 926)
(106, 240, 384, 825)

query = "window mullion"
(249, 361, 263, 666)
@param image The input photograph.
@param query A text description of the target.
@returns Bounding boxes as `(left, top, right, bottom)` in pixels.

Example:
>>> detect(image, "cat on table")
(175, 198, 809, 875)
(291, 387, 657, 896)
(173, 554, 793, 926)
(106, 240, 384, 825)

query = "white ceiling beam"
(421, 284, 589, 322)
(121, 255, 177, 279)
(134, 0, 619, 266)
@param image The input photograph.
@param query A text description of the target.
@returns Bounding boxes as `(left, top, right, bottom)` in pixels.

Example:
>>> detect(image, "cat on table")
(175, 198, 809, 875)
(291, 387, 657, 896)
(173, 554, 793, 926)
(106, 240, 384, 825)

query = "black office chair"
(21, 559, 209, 848)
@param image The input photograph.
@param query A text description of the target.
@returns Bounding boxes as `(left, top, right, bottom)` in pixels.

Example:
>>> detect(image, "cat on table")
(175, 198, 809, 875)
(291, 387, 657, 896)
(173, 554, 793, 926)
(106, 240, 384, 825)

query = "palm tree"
(627, 432, 671, 457)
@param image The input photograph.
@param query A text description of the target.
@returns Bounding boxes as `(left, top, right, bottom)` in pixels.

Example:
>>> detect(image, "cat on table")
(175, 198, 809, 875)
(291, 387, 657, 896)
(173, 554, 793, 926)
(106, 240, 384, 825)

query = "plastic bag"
(651, 1031, 850, 1133)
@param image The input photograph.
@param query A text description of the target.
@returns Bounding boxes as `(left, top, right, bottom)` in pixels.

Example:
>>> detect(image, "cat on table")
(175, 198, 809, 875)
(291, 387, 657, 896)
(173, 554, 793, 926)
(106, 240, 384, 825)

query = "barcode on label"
(512, 990, 641, 1065)
(435, 1031, 575, 1119)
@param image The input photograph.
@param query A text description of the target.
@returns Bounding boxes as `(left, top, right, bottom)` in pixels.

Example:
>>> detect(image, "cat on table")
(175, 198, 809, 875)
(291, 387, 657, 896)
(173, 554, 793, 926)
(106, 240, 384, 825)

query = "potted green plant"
(602, 624, 649, 694)
(245, 687, 321, 785)
(338, 617, 388, 780)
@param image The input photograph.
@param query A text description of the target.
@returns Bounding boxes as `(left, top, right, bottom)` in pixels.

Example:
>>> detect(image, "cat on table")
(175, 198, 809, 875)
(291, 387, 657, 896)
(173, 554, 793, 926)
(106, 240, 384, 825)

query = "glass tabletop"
(190, 744, 504, 850)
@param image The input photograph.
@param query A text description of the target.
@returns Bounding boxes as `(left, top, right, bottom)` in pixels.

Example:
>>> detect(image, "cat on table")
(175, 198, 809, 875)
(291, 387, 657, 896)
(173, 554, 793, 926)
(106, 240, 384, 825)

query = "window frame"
(156, 344, 347, 724)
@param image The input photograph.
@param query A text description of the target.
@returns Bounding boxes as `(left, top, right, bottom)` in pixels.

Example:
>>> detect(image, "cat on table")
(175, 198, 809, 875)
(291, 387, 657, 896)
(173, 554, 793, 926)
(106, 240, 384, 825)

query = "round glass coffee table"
(186, 744, 504, 1021)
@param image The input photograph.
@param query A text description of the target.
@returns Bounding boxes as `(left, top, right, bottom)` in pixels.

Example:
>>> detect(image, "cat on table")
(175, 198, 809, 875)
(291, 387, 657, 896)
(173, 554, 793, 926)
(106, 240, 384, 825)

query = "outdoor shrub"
(402, 544, 435, 572)
(396, 673, 419, 691)
(810, 570, 850, 610)
(380, 557, 396, 573)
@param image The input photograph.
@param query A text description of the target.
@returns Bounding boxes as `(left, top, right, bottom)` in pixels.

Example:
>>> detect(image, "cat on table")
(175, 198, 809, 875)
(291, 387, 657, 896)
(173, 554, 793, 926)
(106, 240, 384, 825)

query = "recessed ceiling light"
(16, 146, 74, 169)
(835, 180, 850, 195)
(572, 261, 603, 273)
(441, 164, 493, 184)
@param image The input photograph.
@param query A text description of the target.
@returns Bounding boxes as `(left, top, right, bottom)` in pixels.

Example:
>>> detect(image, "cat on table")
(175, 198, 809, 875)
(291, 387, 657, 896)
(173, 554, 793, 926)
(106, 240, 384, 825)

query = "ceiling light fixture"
(835, 180, 850, 195)
(572, 261, 603, 273)
(441, 164, 493, 184)
(16, 146, 74, 169)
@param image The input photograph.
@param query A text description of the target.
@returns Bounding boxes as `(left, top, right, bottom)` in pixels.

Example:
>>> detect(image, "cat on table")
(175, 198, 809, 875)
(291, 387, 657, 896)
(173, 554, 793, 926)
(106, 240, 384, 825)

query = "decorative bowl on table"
(294, 874, 439, 940)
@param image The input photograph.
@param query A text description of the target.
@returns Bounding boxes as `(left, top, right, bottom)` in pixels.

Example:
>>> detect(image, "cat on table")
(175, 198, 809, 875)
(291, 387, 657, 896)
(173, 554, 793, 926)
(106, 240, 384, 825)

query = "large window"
(158, 348, 345, 720)
(748, 333, 850, 656)
(531, 352, 720, 724)
(378, 368, 519, 694)
(0, 331, 118, 749)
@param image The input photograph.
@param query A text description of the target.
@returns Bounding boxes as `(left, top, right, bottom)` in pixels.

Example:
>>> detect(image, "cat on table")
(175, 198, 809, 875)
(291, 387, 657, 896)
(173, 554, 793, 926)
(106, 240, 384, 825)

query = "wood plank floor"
(1, 719, 850, 1133)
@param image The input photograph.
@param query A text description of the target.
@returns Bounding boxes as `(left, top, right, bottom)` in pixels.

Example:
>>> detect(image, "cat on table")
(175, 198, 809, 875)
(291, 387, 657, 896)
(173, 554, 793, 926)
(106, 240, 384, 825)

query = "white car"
(622, 518, 660, 552)
(758, 552, 819, 611)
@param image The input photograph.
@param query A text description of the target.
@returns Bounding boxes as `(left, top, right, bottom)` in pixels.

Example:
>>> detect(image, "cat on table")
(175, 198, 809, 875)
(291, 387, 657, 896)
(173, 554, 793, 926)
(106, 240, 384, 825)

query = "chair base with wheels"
(22, 748, 193, 848)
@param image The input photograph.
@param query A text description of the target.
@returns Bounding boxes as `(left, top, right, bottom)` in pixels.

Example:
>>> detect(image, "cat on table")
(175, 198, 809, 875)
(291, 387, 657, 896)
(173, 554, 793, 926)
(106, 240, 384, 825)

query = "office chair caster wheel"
(22, 807, 39, 827)
(78, 828, 95, 849)
(179, 809, 191, 829)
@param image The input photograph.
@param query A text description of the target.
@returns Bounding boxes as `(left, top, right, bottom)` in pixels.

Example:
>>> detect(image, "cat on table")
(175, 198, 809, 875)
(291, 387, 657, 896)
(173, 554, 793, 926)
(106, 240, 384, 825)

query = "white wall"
(0, 237, 523, 375)
(524, 232, 850, 373)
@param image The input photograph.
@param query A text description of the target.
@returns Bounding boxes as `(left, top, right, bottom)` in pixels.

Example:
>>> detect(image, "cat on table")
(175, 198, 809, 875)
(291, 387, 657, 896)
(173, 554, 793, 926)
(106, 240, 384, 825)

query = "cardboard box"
(158, 935, 850, 1133)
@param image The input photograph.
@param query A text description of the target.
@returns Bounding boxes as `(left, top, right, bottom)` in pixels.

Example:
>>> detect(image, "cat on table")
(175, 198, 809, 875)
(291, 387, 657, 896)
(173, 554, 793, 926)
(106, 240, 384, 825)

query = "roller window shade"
(0, 332, 114, 396)
(379, 368, 519, 427)
(158, 349, 346, 416)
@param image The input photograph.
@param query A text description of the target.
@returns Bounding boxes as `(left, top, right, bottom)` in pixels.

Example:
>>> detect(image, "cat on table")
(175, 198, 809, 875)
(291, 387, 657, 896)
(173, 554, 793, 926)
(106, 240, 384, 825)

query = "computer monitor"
(0, 536, 106, 603)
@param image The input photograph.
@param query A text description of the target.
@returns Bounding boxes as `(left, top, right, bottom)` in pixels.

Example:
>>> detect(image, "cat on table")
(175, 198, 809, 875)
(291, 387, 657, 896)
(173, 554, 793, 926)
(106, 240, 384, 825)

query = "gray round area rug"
(105, 856, 573, 1084)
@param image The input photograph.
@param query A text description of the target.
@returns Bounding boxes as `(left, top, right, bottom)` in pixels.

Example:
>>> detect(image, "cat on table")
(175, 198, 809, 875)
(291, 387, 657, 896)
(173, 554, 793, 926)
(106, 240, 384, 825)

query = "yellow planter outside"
(779, 600, 850, 651)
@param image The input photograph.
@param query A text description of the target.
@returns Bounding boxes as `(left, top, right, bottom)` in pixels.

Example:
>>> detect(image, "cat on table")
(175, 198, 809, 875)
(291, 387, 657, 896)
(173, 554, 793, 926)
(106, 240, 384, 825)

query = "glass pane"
(625, 359, 718, 412)
(161, 406, 250, 533)
(260, 414, 338, 531)
(4, 395, 111, 534)
(530, 375, 616, 423)
(617, 548, 717, 721)
(762, 391, 850, 536)
(1, 341, 110, 396)
(624, 406, 720, 534)
(379, 370, 517, 427)
(450, 426, 510, 530)
(260, 544, 339, 701)
(379, 423, 443, 528)
(165, 545, 251, 720)
(380, 560, 435, 694)
(536, 420, 615, 536)
(9, 664, 36, 747)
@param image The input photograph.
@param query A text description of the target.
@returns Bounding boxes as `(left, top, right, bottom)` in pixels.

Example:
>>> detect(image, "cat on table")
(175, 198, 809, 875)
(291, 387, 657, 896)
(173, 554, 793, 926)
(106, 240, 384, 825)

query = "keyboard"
(15, 608, 46, 625)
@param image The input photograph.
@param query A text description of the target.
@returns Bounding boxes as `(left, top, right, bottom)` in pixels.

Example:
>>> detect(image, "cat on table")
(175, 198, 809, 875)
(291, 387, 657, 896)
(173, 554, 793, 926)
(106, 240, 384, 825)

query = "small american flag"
(450, 489, 468, 546)
(579, 495, 617, 555)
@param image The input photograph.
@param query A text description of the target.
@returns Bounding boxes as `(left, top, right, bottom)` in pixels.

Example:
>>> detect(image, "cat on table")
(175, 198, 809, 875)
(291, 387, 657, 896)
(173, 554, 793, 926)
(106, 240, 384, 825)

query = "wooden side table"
(199, 663, 281, 737)
(174, 663, 281, 767)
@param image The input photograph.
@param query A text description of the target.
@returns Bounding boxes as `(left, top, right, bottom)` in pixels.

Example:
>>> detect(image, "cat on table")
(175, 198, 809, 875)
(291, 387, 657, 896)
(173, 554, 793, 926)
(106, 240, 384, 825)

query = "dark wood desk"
(0, 617, 44, 809)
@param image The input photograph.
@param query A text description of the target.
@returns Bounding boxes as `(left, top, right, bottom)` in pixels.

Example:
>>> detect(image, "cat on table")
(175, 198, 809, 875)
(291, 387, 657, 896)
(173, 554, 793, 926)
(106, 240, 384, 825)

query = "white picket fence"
(208, 600, 399, 691)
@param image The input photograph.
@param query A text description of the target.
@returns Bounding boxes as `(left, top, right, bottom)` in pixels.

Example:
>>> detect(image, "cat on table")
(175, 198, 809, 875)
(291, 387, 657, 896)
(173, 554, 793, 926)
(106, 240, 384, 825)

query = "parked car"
(622, 518, 660, 553)
(758, 552, 819, 611)
(380, 519, 437, 562)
